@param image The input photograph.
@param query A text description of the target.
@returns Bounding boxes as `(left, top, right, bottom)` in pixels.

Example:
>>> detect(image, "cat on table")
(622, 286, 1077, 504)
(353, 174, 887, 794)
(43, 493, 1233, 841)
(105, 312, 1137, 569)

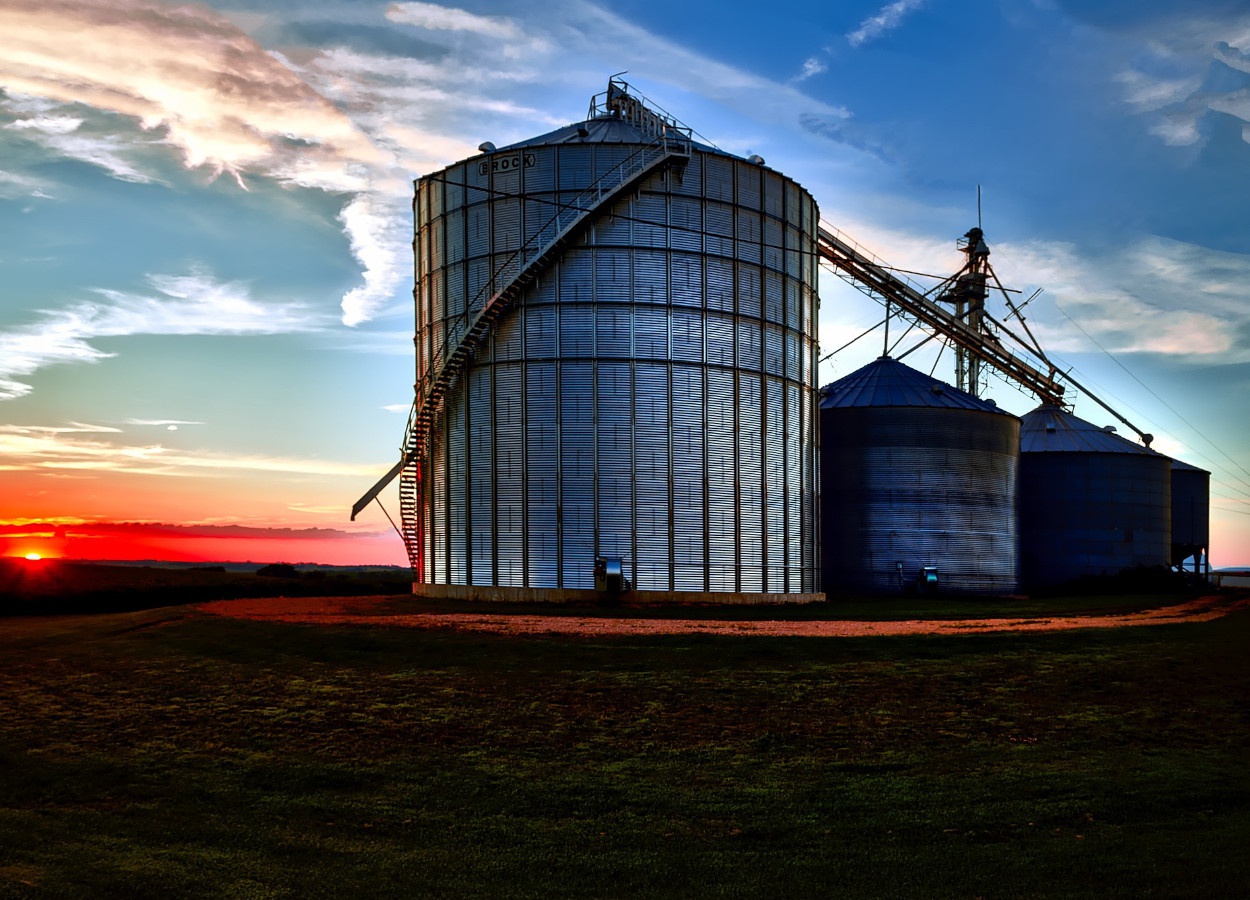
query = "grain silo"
(1170, 459, 1210, 575)
(1018, 406, 1171, 588)
(819, 356, 1020, 596)
(357, 79, 822, 601)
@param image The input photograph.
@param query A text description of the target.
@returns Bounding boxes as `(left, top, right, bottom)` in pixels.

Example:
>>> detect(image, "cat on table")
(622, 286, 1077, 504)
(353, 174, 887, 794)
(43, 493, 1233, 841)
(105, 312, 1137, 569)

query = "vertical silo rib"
(398, 137, 690, 578)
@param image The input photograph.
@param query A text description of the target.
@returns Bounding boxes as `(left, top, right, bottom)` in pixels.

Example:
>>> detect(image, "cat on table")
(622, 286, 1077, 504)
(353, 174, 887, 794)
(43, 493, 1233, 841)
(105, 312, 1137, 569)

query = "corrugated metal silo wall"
(414, 143, 821, 592)
(1018, 452, 1171, 587)
(820, 407, 1020, 595)
(1170, 466, 1209, 561)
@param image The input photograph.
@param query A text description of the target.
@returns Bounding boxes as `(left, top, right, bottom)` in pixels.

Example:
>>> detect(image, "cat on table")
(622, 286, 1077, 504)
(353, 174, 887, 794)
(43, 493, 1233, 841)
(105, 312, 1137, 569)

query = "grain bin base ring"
(412, 582, 825, 606)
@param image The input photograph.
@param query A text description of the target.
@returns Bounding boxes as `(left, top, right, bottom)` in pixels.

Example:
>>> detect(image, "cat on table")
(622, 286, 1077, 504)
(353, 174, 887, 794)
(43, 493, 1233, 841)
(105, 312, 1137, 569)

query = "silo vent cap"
(930, 384, 944, 395)
(1103, 425, 1117, 432)
(478, 141, 497, 153)
(748, 154, 765, 165)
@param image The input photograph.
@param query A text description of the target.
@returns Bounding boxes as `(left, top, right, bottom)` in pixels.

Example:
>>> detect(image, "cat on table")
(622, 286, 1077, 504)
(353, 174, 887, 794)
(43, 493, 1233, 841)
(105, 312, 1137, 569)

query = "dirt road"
(197, 592, 1250, 638)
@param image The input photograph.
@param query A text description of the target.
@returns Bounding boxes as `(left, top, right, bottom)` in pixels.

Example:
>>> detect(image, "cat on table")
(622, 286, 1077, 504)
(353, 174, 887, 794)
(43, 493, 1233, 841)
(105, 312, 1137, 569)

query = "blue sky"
(1, 0, 1249, 566)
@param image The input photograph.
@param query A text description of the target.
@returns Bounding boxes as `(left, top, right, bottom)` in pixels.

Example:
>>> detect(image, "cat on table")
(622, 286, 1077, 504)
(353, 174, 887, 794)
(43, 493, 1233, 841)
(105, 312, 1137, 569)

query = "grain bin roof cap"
(1170, 457, 1211, 474)
(1021, 405, 1167, 455)
(819, 356, 1010, 413)
(495, 114, 721, 153)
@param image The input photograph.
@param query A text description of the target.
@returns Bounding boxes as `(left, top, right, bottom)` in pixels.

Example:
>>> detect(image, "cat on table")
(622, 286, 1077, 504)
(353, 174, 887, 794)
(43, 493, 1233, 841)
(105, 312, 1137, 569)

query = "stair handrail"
(413, 132, 689, 427)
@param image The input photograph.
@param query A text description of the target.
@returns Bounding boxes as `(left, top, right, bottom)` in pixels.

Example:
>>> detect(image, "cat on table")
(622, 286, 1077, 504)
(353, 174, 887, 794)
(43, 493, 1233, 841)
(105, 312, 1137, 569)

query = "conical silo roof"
(1170, 457, 1210, 474)
(1020, 406, 1165, 455)
(499, 113, 717, 153)
(820, 356, 1007, 413)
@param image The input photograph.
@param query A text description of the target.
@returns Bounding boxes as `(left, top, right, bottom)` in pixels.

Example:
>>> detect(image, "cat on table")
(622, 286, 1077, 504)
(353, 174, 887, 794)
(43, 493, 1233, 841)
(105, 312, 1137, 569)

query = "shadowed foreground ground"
(1, 592, 1248, 897)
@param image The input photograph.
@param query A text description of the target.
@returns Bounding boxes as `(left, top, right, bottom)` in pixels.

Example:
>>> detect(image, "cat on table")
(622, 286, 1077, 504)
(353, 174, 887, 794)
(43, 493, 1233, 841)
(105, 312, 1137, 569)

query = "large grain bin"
(819, 356, 1020, 595)
(1170, 459, 1210, 573)
(1018, 406, 1171, 587)
(405, 79, 821, 600)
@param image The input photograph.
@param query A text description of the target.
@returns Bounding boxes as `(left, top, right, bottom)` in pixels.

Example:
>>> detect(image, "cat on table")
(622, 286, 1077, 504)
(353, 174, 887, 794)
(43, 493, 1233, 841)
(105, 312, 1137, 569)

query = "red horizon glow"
(0, 522, 408, 567)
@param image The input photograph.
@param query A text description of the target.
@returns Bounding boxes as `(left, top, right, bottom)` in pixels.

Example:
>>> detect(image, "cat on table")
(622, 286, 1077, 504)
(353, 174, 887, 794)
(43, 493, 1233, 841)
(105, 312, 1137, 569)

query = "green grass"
(2, 599, 1248, 898)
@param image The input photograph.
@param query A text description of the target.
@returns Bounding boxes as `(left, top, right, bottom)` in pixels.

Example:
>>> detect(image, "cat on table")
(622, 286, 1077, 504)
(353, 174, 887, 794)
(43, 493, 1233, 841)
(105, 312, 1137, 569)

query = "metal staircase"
(816, 225, 1068, 407)
(353, 129, 691, 576)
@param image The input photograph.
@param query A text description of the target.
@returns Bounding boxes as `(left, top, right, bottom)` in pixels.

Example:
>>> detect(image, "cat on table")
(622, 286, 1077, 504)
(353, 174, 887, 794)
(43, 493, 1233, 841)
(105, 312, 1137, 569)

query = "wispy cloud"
(981, 235, 1250, 360)
(125, 419, 205, 427)
(1112, 14, 1250, 147)
(0, 0, 392, 322)
(819, 220, 1250, 364)
(795, 56, 827, 82)
(847, 0, 927, 49)
(0, 271, 319, 400)
(0, 0, 383, 184)
(3, 103, 162, 183)
(386, 1, 523, 40)
(0, 167, 55, 200)
(1, 0, 869, 333)
(0, 424, 383, 479)
(0, 519, 380, 540)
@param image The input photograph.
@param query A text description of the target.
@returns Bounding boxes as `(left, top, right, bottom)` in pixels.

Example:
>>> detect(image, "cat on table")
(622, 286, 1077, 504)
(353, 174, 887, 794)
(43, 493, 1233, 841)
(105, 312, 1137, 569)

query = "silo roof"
(498, 114, 718, 152)
(1020, 406, 1164, 455)
(1171, 458, 1210, 474)
(819, 356, 1009, 413)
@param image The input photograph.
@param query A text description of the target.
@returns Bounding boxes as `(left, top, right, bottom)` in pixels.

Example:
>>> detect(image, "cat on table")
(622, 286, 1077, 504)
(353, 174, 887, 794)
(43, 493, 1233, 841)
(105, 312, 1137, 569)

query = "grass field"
(2, 593, 1248, 898)
(0, 559, 410, 617)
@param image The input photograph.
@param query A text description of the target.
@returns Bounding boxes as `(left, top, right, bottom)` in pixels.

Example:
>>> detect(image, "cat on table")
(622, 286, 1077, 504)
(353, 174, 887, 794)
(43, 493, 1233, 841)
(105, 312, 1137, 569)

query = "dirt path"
(197, 593, 1250, 638)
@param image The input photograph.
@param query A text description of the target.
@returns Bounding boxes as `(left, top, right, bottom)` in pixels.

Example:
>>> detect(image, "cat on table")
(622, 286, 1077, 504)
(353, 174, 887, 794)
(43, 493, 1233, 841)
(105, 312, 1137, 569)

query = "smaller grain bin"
(1170, 459, 1210, 574)
(1018, 406, 1171, 588)
(820, 356, 1020, 595)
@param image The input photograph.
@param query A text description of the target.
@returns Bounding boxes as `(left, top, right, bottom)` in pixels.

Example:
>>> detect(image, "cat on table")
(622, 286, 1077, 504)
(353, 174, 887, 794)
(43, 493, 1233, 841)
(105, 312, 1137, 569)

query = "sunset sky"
(2, 0, 1249, 567)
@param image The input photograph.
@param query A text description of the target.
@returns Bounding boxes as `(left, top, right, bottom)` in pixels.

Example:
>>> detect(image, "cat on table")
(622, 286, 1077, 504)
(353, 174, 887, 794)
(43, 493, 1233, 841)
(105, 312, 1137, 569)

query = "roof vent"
(931, 384, 944, 395)
(576, 125, 589, 139)
(478, 141, 496, 153)
(1103, 425, 1117, 433)
(1046, 425, 1056, 433)
(748, 154, 765, 165)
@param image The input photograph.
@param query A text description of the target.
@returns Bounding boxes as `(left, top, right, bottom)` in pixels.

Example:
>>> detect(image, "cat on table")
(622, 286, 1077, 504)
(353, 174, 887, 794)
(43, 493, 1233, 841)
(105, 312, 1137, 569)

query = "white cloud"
(338, 192, 415, 326)
(984, 235, 1250, 359)
(386, 1, 523, 40)
(9, 113, 83, 135)
(1114, 69, 1204, 113)
(0, 271, 321, 400)
(0, 0, 872, 335)
(796, 56, 827, 82)
(817, 220, 1250, 367)
(0, 168, 55, 200)
(0, 0, 392, 323)
(0, 1, 385, 180)
(3, 105, 160, 182)
(847, 0, 927, 49)
(125, 418, 205, 427)
(0, 424, 381, 479)
(1113, 15, 1250, 147)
